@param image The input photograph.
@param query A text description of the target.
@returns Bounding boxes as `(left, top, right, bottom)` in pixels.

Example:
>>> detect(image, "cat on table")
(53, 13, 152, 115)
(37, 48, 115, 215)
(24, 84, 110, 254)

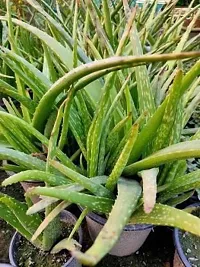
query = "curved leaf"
(124, 140, 200, 175)
(130, 203, 200, 237)
(32, 51, 200, 132)
(2, 170, 70, 187)
(0, 147, 46, 170)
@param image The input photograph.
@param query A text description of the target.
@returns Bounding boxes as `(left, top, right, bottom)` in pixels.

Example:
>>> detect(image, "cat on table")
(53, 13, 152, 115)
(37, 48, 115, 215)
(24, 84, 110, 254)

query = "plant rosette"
(9, 211, 83, 267)
(174, 203, 200, 267)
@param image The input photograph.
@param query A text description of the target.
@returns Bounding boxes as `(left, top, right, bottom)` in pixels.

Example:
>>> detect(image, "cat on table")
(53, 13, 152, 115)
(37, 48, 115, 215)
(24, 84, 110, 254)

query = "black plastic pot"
(173, 203, 200, 267)
(86, 211, 152, 256)
(9, 211, 83, 267)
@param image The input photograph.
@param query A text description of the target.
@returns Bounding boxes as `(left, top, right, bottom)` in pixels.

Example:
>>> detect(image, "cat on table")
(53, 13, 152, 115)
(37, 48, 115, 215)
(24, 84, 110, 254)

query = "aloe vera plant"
(1, 0, 200, 266)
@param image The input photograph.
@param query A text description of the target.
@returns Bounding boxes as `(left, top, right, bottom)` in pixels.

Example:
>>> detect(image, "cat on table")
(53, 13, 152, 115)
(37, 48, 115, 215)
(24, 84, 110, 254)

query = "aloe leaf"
(162, 9, 200, 84)
(47, 101, 65, 172)
(32, 51, 200, 132)
(6, 0, 30, 122)
(130, 24, 155, 120)
(1, 195, 42, 234)
(1, 117, 39, 153)
(51, 238, 81, 254)
(27, 197, 58, 215)
(19, 0, 102, 103)
(115, 5, 136, 56)
(68, 208, 89, 241)
(87, 73, 115, 177)
(169, 100, 184, 146)
(159, 170, 200, 203)
(0, 79, 16, 91)
(158, 101, 185, 186)
(0, 47, 52, 95)
(105, 74, 131, 123)
(0, 87, 36, 113)
(0, 198, 38, 245)
(184, 91, 200, 126)
(0, 147, 46, 170)
(181, 60, 200, 96)
(0, 194, 42, 248)
(106, 113, 131, 154)
(128, 100, 167, 163)
(0, 16, 74, 69)
(69, 105, 87, 159)
(0, 111, 82, 173)
(72, 0, 78, 68)
(43, 99, 65, 250)
(2, 98, 21, 117)
(2, 170, 70, 187)
(130, 203, 200, 237)
(50, 160, 113, 198)
(25, 0, 90, 64)
(183, 77, 200, 109)
(124, 140, 200, 175)
(85, 36, 102, 60)
(58, 88, 75, 150)
(75, 91, 91, 136)
(27, 186, 114, 214)
(165, 191, 194, 207)
(31, 201, 70, 242)
(102, 0, 113, 46)
(0, 164, 25, 173)
(85, 0, 113, 55)
(0, 54, 43, 99)
(0, 122, 28, 152)
(140, 168, 159, 214)
(106, 123, 139, 191)
(152, 69, 183, 152)
(73, 179, 141, 266)
(42, 44, 58, 83)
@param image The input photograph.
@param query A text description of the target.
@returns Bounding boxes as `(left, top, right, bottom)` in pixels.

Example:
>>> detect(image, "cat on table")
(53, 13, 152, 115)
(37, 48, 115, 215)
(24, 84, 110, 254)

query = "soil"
(179, 208, 200, 267)
(16, 222, 76, 267)
(0, 220, 14, 263)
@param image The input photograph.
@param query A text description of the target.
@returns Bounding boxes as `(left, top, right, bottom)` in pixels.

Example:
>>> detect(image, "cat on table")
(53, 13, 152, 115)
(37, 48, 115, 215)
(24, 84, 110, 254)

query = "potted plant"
(0, 191, 83, 267)
(1, 0, 200, 266)
(173, 203, 200, 267)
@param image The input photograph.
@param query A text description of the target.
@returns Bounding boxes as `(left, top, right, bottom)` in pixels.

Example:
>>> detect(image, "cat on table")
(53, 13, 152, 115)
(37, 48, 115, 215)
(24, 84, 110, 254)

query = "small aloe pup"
(1, 0, 200, 266)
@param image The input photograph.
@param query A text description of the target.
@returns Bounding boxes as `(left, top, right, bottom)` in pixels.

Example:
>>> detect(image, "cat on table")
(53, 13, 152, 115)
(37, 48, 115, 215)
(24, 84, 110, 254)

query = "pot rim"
(173, 202, 200, 267)
(0, 264, 15, 267)
(87, 210, 152, 231)
(9, 210, 83, 267)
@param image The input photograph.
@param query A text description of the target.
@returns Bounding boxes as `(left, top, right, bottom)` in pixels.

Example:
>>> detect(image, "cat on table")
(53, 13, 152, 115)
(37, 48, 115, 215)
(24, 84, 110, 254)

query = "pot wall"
(86, 212, 152, 257)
